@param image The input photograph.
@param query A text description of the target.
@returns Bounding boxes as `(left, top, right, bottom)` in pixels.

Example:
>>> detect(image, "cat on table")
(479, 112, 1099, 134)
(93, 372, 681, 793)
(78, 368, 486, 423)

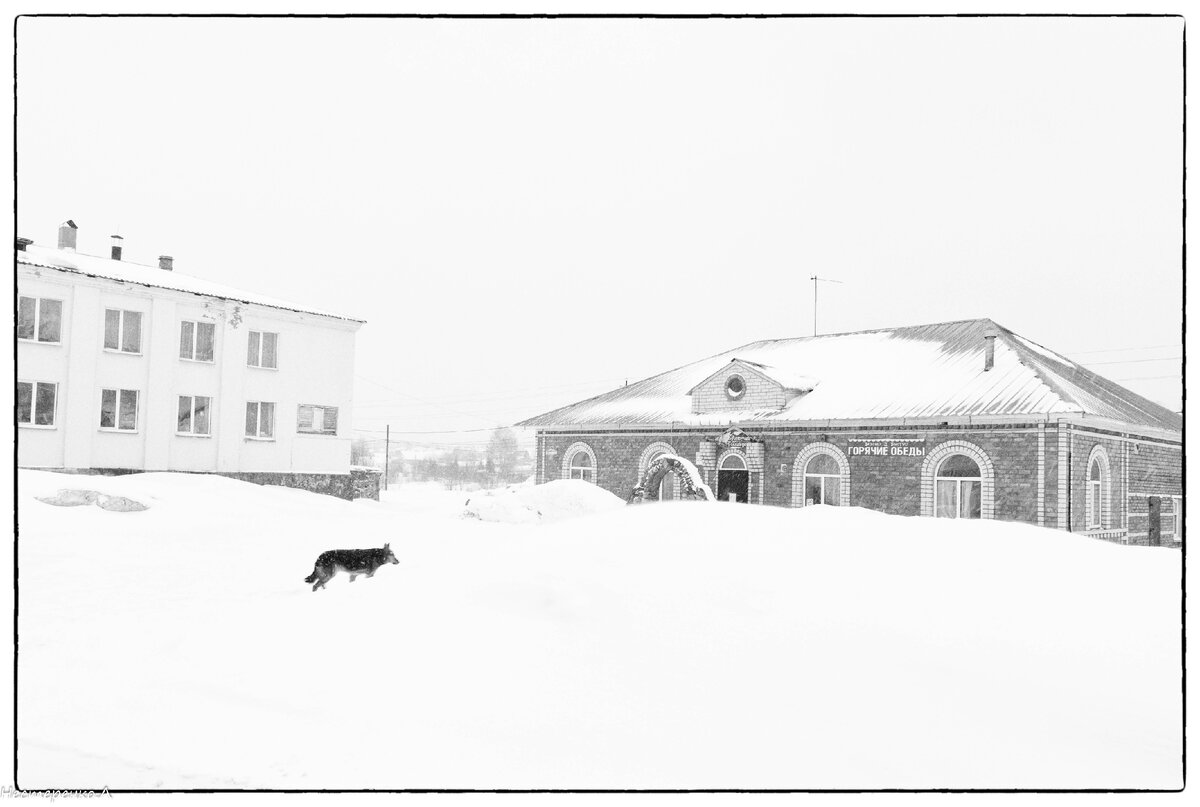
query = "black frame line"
(9, 11, 1190, 792)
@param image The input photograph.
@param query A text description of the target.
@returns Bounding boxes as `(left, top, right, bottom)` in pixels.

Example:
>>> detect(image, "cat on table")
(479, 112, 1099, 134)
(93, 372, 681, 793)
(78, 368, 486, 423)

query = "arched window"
(561, 442, 597, 483)
(935, 454, 982, 519)
(1086, 445, 1111, 530)
(569, 451, 593, 482)
(791, 442, 851, 508)
(804, 453, 842, 506)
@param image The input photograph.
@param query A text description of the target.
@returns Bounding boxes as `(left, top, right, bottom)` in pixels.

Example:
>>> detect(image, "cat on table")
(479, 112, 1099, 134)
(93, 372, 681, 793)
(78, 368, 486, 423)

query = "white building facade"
(17, 227, 364, 486)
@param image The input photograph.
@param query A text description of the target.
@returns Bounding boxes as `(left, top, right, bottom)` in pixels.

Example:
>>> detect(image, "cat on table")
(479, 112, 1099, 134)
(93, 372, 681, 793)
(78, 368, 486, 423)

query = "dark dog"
(304, 543, 399, 591)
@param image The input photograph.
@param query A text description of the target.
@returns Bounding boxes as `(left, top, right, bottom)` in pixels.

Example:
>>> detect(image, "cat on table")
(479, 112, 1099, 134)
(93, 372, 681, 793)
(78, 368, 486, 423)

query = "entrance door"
(717, 453, 750, 503)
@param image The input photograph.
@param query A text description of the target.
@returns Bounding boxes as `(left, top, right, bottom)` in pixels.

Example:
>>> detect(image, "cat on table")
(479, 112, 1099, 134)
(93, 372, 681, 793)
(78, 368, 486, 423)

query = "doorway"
(717, 453, 750, 503)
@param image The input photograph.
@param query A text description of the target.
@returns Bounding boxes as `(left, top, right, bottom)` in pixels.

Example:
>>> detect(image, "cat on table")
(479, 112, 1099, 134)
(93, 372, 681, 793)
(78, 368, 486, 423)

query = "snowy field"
(16, 470, 1182, 790)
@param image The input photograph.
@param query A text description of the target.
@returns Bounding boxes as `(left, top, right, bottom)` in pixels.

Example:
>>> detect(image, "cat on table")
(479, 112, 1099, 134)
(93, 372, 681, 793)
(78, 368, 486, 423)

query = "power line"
(1083, 356, 1182, 366)
(1066, 343, 1181, 355)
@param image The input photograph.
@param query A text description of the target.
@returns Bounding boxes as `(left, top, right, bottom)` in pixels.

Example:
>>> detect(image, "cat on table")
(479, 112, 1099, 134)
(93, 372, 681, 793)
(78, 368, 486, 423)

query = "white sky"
(14, 14, 1185, 449)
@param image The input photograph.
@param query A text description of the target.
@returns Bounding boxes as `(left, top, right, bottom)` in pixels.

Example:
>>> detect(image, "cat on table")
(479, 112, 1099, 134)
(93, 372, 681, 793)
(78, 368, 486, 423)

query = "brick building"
(518, 319, 1183, 546)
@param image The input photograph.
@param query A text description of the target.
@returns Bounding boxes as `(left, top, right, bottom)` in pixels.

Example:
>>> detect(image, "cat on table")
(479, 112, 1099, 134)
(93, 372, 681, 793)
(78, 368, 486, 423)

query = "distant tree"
(487, 427, 520, 485)
(351, 437, 376, 467)
(386, 447, 405, 483)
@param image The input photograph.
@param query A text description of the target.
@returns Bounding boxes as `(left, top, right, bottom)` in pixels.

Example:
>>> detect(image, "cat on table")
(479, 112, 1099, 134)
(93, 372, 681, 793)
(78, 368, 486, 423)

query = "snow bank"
(464, 479, 625, 524)
(15, 470, 1182, 790)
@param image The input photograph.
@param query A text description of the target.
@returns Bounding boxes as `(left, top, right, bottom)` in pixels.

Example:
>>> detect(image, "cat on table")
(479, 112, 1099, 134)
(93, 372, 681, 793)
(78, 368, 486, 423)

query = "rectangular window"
(297, 404, 337, 435)
(245, 401, 275, 439)
(100, 388, 139, 431)
(179, 320, 216, 362)
(17, 381, 58, 426)
(103, 309, 143, 353)
(247, 331, 278, 368)
(177, 395, 212, 435)
(17, 296, 63, 343)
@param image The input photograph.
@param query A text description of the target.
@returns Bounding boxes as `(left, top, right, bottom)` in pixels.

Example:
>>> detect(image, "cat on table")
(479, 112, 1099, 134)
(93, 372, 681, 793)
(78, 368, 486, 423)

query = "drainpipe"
(1066, 427, 1073, 532)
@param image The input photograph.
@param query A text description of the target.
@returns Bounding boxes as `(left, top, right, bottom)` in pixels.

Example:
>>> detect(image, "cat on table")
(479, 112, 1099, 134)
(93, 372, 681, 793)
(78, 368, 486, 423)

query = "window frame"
(1087, 459, 1104, 530)
(568, 451, 594, 483)
(297, 403, 338, 436)
(17, 296, 64, 345)
(247, 330, 279, 370)
(103, 308, 144, 355)
(99, 387, 140, 433)
(724, 373, 747, 400)
(16, 380, 58, 428)
(245, 401, 276, 440)
(176, 394, 213, 437)
(934, 454, 983, 520)
(803, 454, 842, 506)
(179, 320, 217, 363)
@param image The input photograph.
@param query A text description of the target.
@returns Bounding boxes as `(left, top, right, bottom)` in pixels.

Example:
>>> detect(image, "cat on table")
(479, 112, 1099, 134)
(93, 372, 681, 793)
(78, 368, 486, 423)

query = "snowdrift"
(15, 470, 1182, 790)
(463, 479, 626, 524)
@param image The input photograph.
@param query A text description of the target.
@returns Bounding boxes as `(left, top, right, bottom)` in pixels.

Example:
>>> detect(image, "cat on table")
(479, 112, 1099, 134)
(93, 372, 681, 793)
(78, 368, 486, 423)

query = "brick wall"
(691, 364, 786, 413)
(535, 424, 1181, 541)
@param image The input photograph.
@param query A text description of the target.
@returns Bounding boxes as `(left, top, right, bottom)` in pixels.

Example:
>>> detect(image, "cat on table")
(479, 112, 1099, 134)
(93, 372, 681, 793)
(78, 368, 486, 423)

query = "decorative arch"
(1085, 444, 1113, 530)
(920, 440, 996, 519)
(629, 454, 714, 503)
(790, 442, 851, 507)
(637, 441, 680, 501)
(561, 441, 597, 482)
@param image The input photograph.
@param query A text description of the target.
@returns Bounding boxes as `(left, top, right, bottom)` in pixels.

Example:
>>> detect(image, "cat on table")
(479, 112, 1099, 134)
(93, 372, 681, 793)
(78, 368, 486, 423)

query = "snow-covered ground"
(16, 470, 1182, 790)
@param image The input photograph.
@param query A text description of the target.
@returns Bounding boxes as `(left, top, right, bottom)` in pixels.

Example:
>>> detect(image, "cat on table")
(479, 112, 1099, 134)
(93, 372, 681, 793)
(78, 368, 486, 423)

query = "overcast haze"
(15, 16, 1184, 446)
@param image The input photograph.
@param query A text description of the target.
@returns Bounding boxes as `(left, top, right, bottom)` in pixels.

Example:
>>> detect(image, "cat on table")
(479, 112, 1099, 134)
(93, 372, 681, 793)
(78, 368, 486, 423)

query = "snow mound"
(35, 488, 148, 512)
(464, 480, 625, 524)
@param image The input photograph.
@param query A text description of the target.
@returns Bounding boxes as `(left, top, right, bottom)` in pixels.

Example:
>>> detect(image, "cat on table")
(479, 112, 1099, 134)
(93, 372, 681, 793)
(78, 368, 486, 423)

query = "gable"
(690, 360, 789, 414)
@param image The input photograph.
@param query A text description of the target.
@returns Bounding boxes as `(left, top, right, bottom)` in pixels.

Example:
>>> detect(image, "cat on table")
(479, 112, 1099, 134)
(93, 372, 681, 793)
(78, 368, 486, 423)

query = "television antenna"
(810, 275, 844, 336)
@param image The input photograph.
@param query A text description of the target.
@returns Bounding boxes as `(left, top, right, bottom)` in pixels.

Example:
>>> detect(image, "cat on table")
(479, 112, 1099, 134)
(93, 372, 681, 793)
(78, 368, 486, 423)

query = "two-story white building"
(17, 221, 371, 498)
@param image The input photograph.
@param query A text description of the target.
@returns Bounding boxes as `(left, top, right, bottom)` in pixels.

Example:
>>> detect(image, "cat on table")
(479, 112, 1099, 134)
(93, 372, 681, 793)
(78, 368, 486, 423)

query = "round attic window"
(725, 374, 746, 400)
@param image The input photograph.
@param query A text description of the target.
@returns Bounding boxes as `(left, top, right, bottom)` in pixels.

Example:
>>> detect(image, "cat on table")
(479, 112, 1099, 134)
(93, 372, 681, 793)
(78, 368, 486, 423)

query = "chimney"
(57, 220, 78, 251)
(110, 234, 124, 261)
(983, 330, 998, 372)
(158, 255, 174, 271)
(16, 237, 33, 251)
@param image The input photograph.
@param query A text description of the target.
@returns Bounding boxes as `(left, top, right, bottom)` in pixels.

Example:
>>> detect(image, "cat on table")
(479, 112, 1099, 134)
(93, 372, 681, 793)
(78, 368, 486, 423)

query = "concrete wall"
(17, 265, 360, 475)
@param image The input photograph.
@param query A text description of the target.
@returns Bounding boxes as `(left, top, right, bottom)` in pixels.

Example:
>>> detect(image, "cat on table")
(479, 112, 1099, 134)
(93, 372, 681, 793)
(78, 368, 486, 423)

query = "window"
(1087, 458, 1104, 529)
(297, 404, 337, 435)
(103, 309, 143, 353)
(568, 451, 593, 482)
(245, 402, 275, 439)
(177, 395, 212, 435)
(725, 374, 746, 400)
(1172, 496, 1184, 543)
(719, 453, 747, 471)
(17, 297, 63, 343)
(935, 454, 981, 519)
(247, 331, 278, 368)
(180, 320, 216, 362)
(804, 453, 841, 506)
(17, 381, 57, 427)
(100, 388, 139, 431)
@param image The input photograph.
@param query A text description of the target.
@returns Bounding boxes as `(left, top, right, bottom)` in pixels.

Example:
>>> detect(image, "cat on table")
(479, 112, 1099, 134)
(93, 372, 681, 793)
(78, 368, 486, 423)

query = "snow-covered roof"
(17, 244, 364, 323)
(518, 319, 1182, 434)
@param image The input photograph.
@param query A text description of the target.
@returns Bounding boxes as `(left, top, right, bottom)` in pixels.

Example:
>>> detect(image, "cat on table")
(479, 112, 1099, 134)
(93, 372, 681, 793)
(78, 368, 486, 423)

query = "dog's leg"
(366, 570, 376, 578)
(349, 574, 358, 583)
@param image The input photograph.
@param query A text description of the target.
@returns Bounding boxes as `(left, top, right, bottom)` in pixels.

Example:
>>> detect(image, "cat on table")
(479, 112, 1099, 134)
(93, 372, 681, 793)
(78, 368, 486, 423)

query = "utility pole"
(810, 275, 844, 336)
(384, 425, 390, 492)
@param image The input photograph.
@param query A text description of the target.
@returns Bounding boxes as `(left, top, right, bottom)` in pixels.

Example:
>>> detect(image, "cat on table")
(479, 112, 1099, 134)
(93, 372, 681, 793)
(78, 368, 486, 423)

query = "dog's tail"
(304, 566, 320, 584)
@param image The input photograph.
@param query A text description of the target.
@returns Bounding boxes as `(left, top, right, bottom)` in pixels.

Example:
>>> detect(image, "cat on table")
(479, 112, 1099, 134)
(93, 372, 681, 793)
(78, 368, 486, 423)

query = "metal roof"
(517, 319, 1181, 434)
(17, 244, 365, 323)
